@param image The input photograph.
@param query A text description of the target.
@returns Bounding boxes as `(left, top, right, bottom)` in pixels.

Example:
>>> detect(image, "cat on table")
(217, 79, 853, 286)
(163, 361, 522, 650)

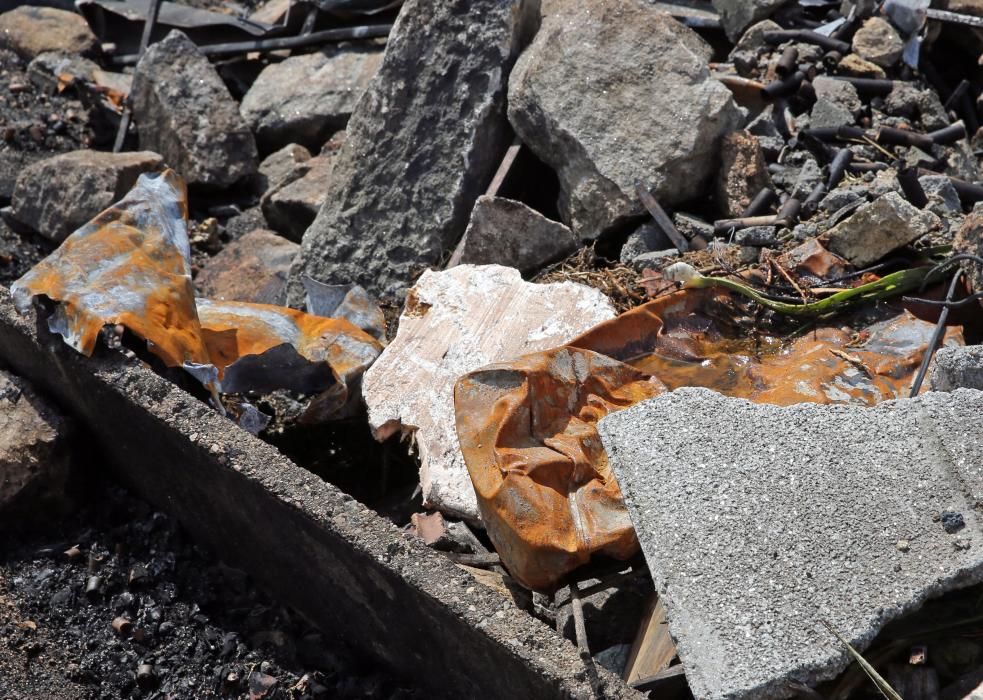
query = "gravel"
(0, 472, 420, 700)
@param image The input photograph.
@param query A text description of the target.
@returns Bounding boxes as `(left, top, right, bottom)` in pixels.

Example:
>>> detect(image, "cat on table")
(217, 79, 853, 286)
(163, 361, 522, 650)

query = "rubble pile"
(2, 0, 983, 698)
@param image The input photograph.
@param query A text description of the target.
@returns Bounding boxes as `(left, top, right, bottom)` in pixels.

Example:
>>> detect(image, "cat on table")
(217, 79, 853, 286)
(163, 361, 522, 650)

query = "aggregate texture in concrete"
(932, 344, 983, 393)
(598, 387, 983, 700)
(0, 288, 641, 700)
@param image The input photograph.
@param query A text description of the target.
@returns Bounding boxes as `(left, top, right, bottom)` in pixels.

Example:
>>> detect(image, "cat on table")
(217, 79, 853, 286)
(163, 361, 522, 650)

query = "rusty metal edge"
(0, 288, 641, 700)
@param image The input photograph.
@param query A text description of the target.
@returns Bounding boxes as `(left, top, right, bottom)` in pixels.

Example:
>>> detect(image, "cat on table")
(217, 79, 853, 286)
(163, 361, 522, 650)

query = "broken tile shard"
(362, 264, 616, 520)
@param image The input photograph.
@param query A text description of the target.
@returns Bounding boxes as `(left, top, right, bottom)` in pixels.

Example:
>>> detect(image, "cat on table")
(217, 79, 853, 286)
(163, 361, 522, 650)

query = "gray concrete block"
(932, 344, 983, 393)
(598, 387, 983, 700)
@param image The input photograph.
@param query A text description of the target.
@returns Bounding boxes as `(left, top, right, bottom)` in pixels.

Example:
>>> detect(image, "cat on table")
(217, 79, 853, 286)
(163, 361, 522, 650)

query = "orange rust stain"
(12, 170, 211, 370)
(456, 288, 964, 590)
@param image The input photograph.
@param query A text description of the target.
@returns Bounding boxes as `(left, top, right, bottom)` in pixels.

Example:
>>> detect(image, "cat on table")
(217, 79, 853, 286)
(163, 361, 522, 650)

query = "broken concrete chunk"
(673, 213, 715, 242)
(457, 196, 579, 273)
(240, 46, 383, 153)
(362, 264, 616, 520)
(508, 0, 741, 239)
(712, 0, 789, 42)
(10, 149, 164, 243)
(0, 370, 70, 521)
(932, 345, 983, 392)
(288, 0, 535, 300)
(715, 131, 772, 218)
(261, 151, 336, 242)
(131, 30, 258, 189)
(258, 143, 312, 191)
(620, 222, 672, 267)
(599, 387, 983, 700)
(824, 191, 940, 267)
(919, 174, 962, 215)
(852, 17, 904, 68)
(195, 229, 298, 305)
(0, 6, 97, 60)
(810, 76, 861, 130)
(953, 207, 983, 301)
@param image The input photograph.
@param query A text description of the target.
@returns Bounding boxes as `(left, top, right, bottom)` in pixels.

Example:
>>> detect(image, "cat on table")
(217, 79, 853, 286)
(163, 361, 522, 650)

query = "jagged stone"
(0, 6, 96, 60)
(852, 17, 903, 68)
(10, 150, 163, 243)
(715, 131, 772, 218)
(240, 46, 383, 153)
(131, 30, 258, 189)
(712, 0, 789, 42)
(507, 0, 741, 239)
(600, 387, 983, 700)
(287, 0, 535, 301)
(457, 196, 578, 273)
(0, 370, 71, 521)
(824, 192, 940, 267)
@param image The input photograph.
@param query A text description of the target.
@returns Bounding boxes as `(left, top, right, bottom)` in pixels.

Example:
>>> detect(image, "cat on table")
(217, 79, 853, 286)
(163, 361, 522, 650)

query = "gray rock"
(739, 245, 762, 264)
(673, 213, 715, 243)
(732, 19, 782, 54)
(819, 185, 866, 213)
(258, 143, 312, 191)
(620, 222, 672, 266)
(195, 229, 298, 305)
(932, 345, 983, 392)
(712, 0, 789, 42)
(824, 192, 939, 266)
(507, 0, 741, 239)
(791, 157, 823, 201)
(729, 19, 781, 74)
(287, 0, 535, 301)
(632, 249, 680, 269)
(919, 174, 962, 215)
(852, 17, 904, 68)
(10, 150, 164, 242)
(131, 30, 258, 189)
(0, 6, 96, 60)
(734, 225, 778, 247)
(810, 76, 860, 129)
(262, 150, 337, 242)
(240, 46, 384, 153)
(457, 196, 579, 273)
(0, 370, 70, 520)
(792, 221, 819, 241)
(599, 386, 983, 700)
(868, 168, 901, 198)
(883, 84, 949, 131)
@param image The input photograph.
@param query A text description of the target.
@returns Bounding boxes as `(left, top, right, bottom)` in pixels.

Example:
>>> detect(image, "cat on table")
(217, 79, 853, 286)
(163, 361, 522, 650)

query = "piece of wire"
(909, 269, 964, 397)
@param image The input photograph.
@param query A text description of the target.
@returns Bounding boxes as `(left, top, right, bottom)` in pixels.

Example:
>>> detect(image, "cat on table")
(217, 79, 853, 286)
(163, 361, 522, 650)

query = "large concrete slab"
(598, 387, 983, 700)
(0, 288, 639, 700)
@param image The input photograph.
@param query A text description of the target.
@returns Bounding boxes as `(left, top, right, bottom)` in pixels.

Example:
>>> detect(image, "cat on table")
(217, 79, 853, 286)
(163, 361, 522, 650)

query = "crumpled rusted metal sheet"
(197, 298, 382, 419)
(10, 169, 216, 383)
(455, 288, 963, 590)
(11, 169, 383, 418)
